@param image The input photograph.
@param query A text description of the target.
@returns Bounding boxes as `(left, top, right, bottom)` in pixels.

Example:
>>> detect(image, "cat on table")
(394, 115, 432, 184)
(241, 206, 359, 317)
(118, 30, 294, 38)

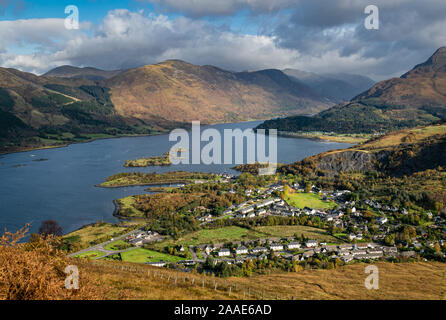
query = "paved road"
(68, 228, 146, 259)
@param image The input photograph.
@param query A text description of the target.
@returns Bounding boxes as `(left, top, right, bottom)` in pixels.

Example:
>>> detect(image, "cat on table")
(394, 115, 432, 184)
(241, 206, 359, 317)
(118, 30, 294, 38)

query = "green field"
(254, 225, 343, 243)
(74, 250, 105, 259)
(119, 248, 185, 263)
(152, 226, 268, 250)
(103, 239, 132, 251)
(285, 192, 337, 209)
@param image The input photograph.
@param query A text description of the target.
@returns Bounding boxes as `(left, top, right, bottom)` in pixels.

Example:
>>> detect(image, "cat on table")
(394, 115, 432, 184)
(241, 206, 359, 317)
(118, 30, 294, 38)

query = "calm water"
(0, 121, 352, 234)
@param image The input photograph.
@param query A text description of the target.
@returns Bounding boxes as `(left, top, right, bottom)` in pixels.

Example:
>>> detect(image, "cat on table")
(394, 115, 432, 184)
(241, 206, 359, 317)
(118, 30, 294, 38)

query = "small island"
(124, 152, 171, 167)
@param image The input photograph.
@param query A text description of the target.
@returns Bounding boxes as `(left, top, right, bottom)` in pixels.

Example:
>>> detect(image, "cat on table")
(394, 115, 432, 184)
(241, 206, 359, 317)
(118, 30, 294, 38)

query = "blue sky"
(0, 1, 445, 80)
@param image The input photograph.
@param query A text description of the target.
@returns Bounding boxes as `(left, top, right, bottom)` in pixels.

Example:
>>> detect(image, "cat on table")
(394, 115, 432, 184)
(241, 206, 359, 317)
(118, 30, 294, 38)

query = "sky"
(0, 0, 445, 80)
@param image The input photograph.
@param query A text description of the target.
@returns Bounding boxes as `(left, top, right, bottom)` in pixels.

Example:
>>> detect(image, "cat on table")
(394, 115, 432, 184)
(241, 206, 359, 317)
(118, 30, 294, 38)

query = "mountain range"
(258, 47, 446, 134)
(0, 59, 371, 153)
(283, 69, 375, 102)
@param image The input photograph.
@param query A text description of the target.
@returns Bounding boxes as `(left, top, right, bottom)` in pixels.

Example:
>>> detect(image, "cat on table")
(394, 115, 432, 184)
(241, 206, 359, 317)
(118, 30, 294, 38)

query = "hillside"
(283, 69, 375, 102)
(1, 227, 444, 300)
(104, 60, 334, 124)
(0, 66, 169, 154)
(43, 66, 123, 81)
(258, 47, 446, 134)
(282, 122, 446, 177)
(0, 60, 338, 153)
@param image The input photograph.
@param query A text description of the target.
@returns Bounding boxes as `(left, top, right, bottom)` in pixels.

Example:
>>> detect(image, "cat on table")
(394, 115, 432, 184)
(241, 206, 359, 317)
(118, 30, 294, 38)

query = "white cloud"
(0, 10, 298, 74)
(0, 3, 445, 81)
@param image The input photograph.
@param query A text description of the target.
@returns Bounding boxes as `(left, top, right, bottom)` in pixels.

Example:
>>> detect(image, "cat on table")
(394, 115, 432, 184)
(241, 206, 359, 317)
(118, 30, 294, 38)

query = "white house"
(236, 246, 249, 255)
(240, 206, 254, 215)
(218, 248, 231, 257)
(251, 247, 268, 254)
(270, 243, 284, 251)
(287, 242, 301, 250)
(147, 261, 166, 267)
(305, 240, 318, 248)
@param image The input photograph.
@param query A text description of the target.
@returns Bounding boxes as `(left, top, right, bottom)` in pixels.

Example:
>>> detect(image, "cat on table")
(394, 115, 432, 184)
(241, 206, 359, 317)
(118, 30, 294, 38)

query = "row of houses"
(217, 240, 319, 257)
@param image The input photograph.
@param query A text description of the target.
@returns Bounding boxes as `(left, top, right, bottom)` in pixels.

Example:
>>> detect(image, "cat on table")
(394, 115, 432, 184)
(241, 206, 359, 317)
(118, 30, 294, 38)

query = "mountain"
(281, 122, 446, 177)
(259, 47, 446, 134)
(44, 66, 123, 81)
(0, 60, 335, 153)
(283, 69, 375, 102)
(103, 60, 334, 124)
(0, 66, 168, 153)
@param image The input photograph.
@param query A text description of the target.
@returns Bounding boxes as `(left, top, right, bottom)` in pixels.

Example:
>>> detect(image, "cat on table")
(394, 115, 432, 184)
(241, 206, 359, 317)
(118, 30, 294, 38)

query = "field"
(254, 225, 343, 243)
(81, 260, 446, 299)
(74, 250, 105, 259)
(285, 192, 337, 209)
(152, 226, 268, 250)
(360, 123, 446, 151)
(63, 222, 130, 251)
(117, 196, 145, 217)
(119, 248, 185, 263)
(104, 240, 132, 251)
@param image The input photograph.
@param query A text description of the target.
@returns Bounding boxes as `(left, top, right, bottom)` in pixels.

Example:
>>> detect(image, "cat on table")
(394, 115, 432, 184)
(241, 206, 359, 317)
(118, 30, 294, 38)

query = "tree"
(39, 220, 62, 237)
(304, 182, 312, 193)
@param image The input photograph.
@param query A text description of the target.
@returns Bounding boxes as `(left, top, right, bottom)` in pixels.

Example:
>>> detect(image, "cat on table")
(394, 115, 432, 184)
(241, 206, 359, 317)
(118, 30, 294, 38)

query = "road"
(68, 228, 147, 259)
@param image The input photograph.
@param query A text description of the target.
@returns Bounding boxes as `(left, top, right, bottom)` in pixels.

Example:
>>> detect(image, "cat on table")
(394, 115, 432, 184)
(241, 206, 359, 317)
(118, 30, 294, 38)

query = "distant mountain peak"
(424, 46, 446, 68)
(405, 47, 446, 76)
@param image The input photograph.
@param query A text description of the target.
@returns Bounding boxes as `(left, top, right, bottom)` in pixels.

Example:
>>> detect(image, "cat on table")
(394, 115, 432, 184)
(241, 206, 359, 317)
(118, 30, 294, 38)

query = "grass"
(285, 192, 337, 209)
(63, 222, 128, 249)
(74, 250, 105, 259)
(117, 196, 145, 217)
(119, 248, 185, 263)
(254, 225, 343, 243)
(125, 152, 171, 167)
(83, 260, 446, 299)
(152, 226, 268, 250)
(104, 240, 132, 251)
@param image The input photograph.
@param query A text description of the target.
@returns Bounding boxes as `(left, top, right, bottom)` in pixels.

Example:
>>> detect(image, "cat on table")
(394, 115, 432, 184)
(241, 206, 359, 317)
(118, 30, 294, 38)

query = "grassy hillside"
(1, 60, 338, 153)
(105, 60, 333, 124)
(2, 226, 444, 300)
(282, 122, 446, 177)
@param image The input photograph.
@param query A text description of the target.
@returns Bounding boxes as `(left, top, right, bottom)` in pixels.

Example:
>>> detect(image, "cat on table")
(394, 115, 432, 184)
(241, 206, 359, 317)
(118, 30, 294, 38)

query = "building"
(256, 199, 275, 208)
(377, 216, 388, 224)
(355, 243, 369, 250)
(146, 261, 166, 267)
(236, 246, 249, 255)
(270, 243, 284, 251)
(305, 240, 318, 248)
(251, 247, 268, 254)
(218, 248, 231, 257)
(287, 242, 301, 250)
(240, 206, 254, 215)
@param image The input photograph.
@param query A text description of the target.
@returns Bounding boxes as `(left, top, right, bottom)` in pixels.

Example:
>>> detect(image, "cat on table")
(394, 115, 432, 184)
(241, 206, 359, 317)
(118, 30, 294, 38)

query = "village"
(112, 178, 445, 270)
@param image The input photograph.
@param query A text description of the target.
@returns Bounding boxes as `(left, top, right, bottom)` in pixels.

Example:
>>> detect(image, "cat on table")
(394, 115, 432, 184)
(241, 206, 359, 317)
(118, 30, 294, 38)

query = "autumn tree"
(38, 220, 63, 238)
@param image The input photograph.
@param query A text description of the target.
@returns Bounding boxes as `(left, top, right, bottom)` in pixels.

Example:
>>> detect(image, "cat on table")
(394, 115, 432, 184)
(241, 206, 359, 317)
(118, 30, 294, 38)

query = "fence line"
(90, 260, 290, 300)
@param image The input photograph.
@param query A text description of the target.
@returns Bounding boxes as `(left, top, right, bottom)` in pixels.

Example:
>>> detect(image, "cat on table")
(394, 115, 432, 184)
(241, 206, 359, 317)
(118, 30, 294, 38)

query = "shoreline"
(0, 116, 319, 157)
(96, 180, 190, 189)
(0, 118, 267, 157)
(0, 132, 167, 156)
